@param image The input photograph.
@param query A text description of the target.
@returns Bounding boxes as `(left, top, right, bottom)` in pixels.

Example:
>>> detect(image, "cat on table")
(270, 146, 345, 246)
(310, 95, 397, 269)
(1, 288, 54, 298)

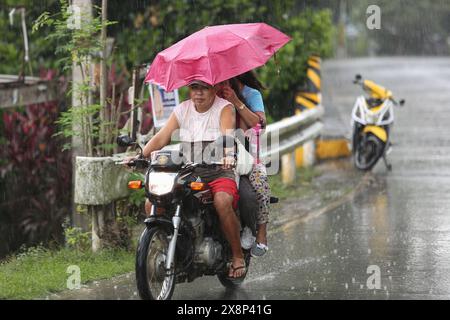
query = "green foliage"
(0, 245, 134, 299)
(64, 227, 91, 251)
(32, 0, 118, 157)
(258, 9, 334, 119)
(33, 1, 115, 72)
(0, 0, 61, 75)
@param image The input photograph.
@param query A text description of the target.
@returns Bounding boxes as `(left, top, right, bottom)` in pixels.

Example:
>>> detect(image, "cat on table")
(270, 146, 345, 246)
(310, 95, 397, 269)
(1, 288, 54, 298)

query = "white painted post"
(281, 151, 296, 185)
(303, 140, 316, 167)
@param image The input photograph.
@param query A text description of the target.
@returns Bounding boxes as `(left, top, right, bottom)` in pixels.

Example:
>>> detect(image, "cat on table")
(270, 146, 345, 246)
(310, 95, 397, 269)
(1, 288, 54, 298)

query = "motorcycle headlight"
(147, 172, 178, 196)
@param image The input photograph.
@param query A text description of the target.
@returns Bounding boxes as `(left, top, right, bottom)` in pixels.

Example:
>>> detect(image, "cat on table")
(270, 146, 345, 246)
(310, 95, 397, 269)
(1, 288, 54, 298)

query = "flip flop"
(227, 259, 247, 281)
(250, 242, 269, 257)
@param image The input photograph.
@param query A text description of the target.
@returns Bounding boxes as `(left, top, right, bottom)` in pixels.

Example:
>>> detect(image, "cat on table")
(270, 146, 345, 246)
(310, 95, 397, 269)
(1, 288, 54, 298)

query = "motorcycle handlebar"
(391, 98, 406, 107)
(187, 161, 235, 168)
(117, 159, 233, 169)
(116, 158, 150, 169)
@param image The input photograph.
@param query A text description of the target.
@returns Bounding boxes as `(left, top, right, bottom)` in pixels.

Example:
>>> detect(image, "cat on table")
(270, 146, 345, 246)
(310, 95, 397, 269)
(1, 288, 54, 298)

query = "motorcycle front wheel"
(354, 134, 384, 171)
(135, 226, 175, 300)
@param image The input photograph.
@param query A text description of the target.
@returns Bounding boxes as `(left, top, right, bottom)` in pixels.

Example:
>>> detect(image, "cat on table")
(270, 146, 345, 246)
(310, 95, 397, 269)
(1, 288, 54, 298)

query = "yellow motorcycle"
(351, 74, 405, 171)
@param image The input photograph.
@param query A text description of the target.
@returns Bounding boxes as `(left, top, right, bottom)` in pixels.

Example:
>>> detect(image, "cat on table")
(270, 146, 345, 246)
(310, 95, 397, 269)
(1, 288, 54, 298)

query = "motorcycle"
(350, 74, 405, 171)
(116, 135, 275, 300)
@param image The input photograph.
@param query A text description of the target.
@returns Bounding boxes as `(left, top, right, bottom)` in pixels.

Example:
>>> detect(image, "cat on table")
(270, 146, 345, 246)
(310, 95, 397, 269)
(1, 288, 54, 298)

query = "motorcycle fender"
(363, 126, 387, 143)
(144, 216, 174, 233)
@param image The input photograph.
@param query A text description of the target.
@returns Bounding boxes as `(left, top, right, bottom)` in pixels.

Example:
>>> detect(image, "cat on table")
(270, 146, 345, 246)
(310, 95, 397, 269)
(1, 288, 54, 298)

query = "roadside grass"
(0, 246, 134, 300)
(269, 166, 321, 200)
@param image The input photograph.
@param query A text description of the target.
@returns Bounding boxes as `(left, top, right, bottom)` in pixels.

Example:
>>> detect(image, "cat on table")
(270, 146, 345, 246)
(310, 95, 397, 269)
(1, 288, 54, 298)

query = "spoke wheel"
(136, 227, 175, 300)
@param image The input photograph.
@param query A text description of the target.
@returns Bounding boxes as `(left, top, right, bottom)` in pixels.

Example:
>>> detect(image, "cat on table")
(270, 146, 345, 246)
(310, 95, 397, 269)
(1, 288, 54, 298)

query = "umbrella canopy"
(145, 23, 291, 92)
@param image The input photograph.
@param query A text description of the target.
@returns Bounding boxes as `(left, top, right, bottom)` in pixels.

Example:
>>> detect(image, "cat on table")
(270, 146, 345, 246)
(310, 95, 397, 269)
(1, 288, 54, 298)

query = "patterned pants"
(249, 163, 271, 225)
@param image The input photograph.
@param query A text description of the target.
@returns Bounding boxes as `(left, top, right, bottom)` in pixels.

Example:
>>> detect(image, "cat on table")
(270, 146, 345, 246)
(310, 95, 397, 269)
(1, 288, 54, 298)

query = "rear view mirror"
(117, 135, 136, 147)
(353, 74, 362, 84)
(399, 99, 406, 106)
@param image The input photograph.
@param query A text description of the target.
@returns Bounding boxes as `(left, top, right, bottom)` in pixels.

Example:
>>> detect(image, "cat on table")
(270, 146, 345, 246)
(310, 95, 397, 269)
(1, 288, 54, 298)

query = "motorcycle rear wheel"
(135, 226, 175, 300)
(354, 134, 384, 171)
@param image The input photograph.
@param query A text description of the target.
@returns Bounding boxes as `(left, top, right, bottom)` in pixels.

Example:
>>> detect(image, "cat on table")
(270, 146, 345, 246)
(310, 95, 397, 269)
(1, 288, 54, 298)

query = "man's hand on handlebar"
(221, 154, 236, 169)
(123, 155, 141, 167)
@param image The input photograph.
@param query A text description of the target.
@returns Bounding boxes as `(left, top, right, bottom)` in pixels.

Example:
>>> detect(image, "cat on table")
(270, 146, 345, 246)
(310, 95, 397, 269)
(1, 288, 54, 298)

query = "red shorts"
(208, 178, 239, 210)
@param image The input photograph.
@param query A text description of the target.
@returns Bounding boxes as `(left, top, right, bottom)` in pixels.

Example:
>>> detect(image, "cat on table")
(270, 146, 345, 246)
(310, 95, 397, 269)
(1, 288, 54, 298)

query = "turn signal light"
(190, 182, 207, 191)
(128, 180, 143, 189)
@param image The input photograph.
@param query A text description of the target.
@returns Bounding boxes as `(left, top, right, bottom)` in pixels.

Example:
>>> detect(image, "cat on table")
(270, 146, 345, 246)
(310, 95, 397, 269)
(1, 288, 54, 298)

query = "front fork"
(165, 205, 181, 272)
(351, 122, 363, 153)
(382, 133, 392, 171)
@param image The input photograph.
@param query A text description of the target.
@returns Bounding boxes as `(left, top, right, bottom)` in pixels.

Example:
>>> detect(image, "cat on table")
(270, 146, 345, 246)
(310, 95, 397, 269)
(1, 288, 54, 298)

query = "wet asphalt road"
(175, 57, 450, 300)
(49, 57, 450, 300)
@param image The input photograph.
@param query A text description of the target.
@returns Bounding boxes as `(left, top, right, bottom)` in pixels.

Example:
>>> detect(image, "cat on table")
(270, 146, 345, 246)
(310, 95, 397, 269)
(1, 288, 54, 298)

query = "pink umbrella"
(145, 23, 291, 92)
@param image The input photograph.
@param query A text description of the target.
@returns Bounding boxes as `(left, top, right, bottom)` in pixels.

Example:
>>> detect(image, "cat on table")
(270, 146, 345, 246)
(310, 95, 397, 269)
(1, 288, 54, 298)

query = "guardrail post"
(295, 146, 303, 168)
(302, 140, 316, 167)
(282, 151, 296, 185)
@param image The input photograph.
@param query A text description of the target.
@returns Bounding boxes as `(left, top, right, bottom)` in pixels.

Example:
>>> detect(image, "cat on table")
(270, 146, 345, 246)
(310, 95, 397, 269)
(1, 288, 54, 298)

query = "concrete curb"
(316, 137, 351, 160)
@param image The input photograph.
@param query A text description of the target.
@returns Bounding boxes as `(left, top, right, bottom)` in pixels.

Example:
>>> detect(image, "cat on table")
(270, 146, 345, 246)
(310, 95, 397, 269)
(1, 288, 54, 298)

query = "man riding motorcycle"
(127, 80, 246, 280)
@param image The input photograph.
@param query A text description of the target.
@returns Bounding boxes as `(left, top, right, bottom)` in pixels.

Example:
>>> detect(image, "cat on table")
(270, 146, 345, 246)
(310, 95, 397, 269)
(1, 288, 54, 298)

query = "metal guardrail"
(74, 106, 324, 205)
(262, 106, 324, 160)
(160, 105, 324, 157)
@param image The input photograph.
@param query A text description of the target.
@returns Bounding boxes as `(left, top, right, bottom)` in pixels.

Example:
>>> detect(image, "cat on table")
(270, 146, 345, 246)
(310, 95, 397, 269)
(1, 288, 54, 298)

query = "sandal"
(227, 259, 247, 280)
(250, 242, 269, 257)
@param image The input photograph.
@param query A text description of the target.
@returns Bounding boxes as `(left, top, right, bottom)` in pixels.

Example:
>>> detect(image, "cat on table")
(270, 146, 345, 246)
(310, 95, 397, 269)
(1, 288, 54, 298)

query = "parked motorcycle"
(350, 74, 405, 171)
(116, 135, 272, 300)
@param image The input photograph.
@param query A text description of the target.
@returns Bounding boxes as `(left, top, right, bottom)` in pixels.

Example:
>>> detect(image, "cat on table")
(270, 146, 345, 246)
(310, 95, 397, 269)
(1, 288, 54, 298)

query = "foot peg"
(270, 196, 279, 204)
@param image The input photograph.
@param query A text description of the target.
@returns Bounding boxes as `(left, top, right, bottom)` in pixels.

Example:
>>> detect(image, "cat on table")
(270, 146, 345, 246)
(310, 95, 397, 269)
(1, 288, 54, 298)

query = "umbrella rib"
(224, 29, 268, 64)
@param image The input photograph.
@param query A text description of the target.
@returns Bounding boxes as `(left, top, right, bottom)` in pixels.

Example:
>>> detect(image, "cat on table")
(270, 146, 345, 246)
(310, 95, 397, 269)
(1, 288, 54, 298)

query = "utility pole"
(71, 0, 92, 231)
(99, 0, 108, 155)
(90, 0, 110, 253)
